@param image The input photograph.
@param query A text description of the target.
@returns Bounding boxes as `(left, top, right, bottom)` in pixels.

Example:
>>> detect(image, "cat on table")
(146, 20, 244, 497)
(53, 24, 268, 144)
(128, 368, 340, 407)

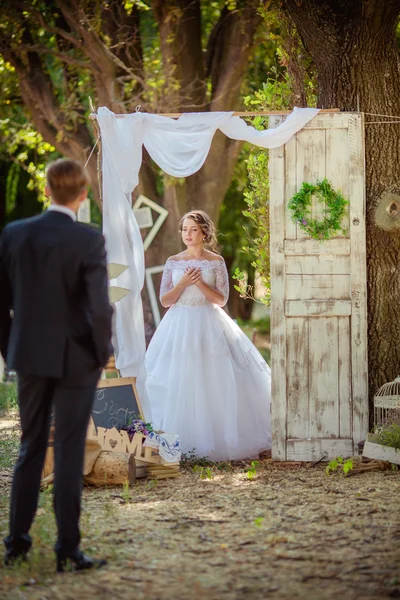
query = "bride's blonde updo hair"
(179, 210, 218, 251)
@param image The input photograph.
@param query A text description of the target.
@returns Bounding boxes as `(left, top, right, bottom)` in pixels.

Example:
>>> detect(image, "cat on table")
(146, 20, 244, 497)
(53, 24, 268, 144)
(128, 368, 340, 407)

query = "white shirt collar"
(47, 203, 77, 222)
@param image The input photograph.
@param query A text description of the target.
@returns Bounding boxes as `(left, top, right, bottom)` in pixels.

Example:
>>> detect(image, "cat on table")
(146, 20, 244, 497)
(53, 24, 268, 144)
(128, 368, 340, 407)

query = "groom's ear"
(77, 187, 88, 204)
(44, 185, 51, 198)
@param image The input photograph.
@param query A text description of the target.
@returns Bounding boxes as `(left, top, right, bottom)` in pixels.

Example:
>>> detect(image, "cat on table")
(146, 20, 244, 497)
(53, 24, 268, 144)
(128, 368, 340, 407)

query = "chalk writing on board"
(92, 384, 141, 430)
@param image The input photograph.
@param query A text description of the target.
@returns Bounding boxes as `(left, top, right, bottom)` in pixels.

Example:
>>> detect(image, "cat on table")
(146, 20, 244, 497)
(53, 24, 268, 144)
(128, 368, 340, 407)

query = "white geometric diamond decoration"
(132, 195, 168, 251)
(133, 206, 153, 229)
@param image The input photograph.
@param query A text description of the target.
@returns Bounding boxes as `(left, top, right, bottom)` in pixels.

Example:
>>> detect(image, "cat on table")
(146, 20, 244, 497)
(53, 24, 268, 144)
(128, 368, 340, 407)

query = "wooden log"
(41, 435, 102, 486)
(85, 451, 136, 487)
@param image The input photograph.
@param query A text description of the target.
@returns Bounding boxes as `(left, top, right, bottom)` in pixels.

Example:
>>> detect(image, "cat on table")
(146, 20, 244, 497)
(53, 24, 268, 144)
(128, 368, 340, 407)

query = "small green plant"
(146, 479, 158, 490)
(193, 465, 214, 480)
(246, 460, 259, 480)
(326, 456, 353, 476)
(216, 461, 234, 473)
(180, 449, 215, 470)
(374, 424, 400, 451)
(121, 480, 131, 503)
(254, 516, 264, 527)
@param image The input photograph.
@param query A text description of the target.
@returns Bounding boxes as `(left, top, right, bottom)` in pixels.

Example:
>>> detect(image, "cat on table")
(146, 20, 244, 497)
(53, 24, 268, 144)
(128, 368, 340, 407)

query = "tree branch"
(153, 0, 207, 112)
(101, 1, 144, 79)
(24, 46, 90, 69)
(18, 1, 83, 48)
(2, 40, 98, 197)
(207, 1, 262, 111)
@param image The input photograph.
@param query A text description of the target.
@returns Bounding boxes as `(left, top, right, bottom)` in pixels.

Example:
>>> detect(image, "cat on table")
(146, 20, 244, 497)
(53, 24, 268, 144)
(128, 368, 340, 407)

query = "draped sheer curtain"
(96, 107, 319, 418)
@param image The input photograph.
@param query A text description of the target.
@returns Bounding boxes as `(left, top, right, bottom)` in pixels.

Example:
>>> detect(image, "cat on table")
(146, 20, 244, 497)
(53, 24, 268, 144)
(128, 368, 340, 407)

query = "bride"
(145, 210, 271, 461)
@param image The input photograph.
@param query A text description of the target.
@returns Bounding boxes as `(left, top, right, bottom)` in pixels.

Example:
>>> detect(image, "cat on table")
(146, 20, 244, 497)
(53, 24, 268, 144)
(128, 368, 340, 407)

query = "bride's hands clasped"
(180, 267, 202, 288)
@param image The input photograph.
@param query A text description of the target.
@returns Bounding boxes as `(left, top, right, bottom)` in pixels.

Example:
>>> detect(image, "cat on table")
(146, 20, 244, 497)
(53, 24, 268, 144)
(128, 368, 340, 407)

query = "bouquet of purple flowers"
(121, 419, 154, 441)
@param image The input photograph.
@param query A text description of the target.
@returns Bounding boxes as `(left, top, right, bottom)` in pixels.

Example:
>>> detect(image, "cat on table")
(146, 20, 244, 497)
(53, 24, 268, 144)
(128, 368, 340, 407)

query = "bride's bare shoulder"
(205, 250, 224, 262)
(167, 252, 186, 262)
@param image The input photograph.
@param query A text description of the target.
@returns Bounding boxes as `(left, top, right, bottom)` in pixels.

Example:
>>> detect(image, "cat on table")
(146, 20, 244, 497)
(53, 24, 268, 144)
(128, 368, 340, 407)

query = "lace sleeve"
(160, 260, 173, 299)
(215, 259, 229, 306)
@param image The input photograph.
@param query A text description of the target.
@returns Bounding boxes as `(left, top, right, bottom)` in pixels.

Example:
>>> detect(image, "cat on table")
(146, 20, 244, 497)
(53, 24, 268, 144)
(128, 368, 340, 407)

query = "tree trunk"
(283, 0, 400, 406)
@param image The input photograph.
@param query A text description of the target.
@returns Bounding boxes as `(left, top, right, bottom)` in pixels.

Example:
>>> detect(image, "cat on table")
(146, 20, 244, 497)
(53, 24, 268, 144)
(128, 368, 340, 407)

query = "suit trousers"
(4, 370, 100, 556)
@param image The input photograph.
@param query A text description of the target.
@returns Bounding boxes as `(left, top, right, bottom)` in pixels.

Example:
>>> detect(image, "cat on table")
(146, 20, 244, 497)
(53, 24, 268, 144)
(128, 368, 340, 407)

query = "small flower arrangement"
(121, 419, 154, 441)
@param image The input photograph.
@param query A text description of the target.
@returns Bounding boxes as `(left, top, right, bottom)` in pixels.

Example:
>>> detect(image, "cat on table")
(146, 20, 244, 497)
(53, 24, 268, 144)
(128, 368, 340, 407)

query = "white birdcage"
(374, 376, 400, 428)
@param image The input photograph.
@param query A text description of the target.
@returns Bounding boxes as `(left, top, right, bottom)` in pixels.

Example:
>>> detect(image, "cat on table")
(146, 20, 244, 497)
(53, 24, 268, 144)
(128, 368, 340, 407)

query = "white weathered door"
(269, 112, 368, 461)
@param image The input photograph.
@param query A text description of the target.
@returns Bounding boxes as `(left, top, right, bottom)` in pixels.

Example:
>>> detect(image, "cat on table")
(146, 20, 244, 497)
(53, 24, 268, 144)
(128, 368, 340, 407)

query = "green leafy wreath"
(288, 179, 349, 240)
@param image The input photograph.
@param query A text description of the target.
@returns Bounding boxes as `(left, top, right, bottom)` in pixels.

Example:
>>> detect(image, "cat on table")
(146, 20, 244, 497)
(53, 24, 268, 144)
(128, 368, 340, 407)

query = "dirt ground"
(1, 415, 400, 600)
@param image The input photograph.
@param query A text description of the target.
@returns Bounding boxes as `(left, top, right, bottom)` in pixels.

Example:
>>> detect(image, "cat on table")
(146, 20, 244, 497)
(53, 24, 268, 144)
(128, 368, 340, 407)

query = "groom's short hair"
(46, 158, 88, 206)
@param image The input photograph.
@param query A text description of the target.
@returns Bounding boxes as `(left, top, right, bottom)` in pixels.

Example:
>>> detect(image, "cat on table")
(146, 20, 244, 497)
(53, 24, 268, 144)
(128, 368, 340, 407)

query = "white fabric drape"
(96, 107, 319, 403)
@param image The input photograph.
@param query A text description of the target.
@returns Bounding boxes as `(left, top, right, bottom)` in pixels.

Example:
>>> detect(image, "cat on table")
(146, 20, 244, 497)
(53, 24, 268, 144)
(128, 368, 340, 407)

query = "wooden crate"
(146, 463, 181, 480)
(363, 433, 400, 465)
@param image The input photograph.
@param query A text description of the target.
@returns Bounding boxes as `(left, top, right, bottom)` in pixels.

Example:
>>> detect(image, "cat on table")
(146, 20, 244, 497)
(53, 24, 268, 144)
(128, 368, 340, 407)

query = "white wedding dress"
(145, 258, 272, 461)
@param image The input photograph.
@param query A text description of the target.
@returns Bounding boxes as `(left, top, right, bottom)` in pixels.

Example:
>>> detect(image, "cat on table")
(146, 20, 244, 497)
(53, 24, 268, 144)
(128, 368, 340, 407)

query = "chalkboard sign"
(92, 377, 143, 430)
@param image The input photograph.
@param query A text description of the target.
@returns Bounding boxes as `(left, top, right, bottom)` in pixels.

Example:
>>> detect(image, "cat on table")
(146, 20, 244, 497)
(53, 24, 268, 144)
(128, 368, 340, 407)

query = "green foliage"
(0, 58, 58, 211)
(5, 163, 20, 213)
(218, 150, 254, 263)
(374, 424, 400, 451)
(218, 149, 257, 314)
(256, 5, 317, 107)
(180, 449, 215, 470)
(193, 465, 214, 480)
(235, 6, 317, 305)
(124, 0, 150, 13)
(243, 76, 293, 114)
(0, 382, 18, 413)
(288, 179, 349, 240)
(246, 460, 259, 480)
(233, 72, 294, 306)
(325, 456, 353, 476)
(121, 480, 132, 503)
(0, 433, 19, 469)
(232, 152, 271, 304)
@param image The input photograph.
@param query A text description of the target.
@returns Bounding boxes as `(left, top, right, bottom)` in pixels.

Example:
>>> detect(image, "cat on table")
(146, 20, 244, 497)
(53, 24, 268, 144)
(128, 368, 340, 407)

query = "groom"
(0, 158, 113, 572)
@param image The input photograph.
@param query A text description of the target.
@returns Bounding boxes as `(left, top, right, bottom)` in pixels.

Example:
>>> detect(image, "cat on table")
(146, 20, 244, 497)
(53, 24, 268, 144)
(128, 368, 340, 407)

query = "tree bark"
(283, 0, 400, 403)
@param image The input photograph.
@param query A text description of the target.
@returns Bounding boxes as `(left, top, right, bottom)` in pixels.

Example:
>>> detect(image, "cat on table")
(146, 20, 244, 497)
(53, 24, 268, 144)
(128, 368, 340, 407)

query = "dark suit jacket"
(0, 210, 113, 379)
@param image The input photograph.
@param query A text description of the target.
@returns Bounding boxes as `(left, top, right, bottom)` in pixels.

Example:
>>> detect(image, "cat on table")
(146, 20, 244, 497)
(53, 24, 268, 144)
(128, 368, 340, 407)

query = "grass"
(0, 383, 19, 468)
(0, 382, 18, 414)
(371, 424, 400, 450)
(0, 435, 19, 469)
